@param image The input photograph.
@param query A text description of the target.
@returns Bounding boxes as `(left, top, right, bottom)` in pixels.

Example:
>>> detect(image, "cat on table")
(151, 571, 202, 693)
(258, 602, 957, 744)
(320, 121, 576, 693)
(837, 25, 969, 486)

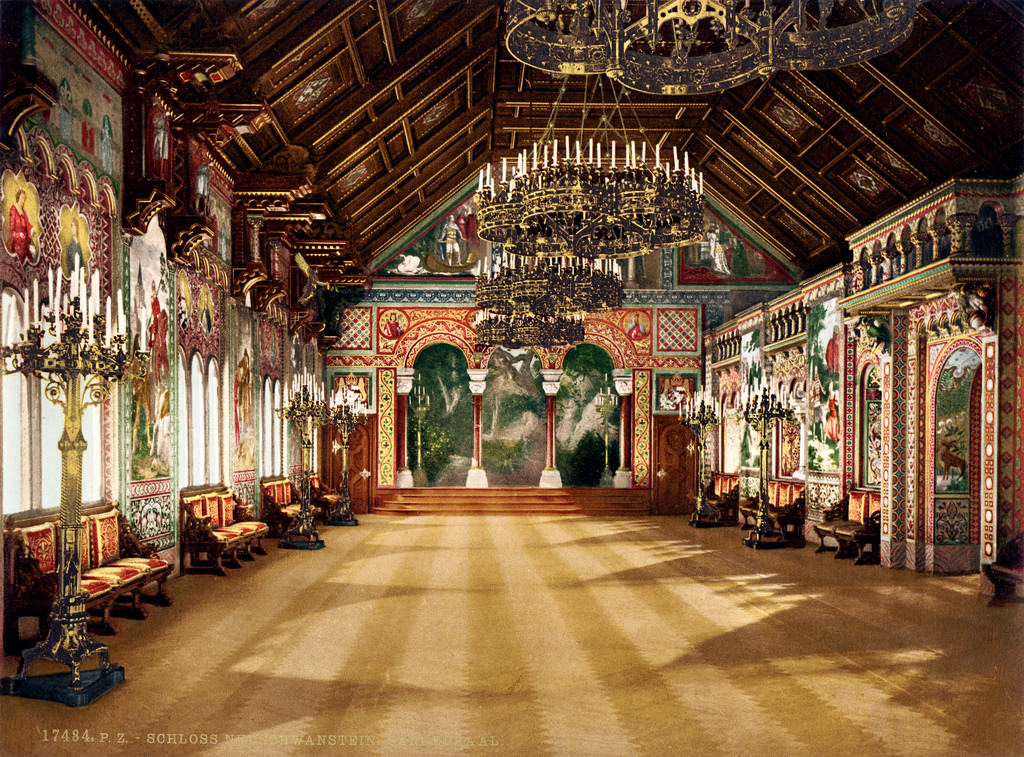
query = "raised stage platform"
(374, 487, 651, 516)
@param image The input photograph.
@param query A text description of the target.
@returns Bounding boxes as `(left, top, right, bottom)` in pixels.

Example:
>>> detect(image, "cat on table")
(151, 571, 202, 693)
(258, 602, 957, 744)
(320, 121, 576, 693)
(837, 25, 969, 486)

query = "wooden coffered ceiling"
(86, 0, 1024, 278)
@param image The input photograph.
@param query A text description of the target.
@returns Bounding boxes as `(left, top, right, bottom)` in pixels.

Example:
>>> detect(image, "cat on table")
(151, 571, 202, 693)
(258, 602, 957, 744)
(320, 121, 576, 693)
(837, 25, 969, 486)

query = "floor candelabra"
(595, 383, 618, 487)
(680, 390, 722, 528)
(278, 384, 328, 550)
(741, 386, 797, 550)
(325, 386, 367, 526)
(1, 269, 148, 705)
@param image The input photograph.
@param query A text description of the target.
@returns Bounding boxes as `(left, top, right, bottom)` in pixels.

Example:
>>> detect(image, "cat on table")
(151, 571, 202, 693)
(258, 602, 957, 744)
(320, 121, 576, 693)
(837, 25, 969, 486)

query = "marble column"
(612, 369, 633, 488)
(539, 369, 563, 488)
(465, 368, 488, 488)
(395, 367, 415, 488)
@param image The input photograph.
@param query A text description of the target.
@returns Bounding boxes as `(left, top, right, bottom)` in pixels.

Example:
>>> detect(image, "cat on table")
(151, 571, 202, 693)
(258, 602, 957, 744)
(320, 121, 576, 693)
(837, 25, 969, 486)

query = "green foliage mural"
(408, 343, 472, 485)
(482, 348, 546, 485)
(934, 348, 980, 495)
(556, 344, 619, 487)
(807, 299, 842, 472)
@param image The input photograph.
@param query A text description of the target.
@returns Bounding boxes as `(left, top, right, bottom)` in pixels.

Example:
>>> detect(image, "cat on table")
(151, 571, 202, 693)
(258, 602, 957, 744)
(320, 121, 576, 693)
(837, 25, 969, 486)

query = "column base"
(2, 665, 124, 707)
(613, 469, 631, 489)
(465, 467, 488, 488)
(538, 468, 562, 488)
(396, 468, 414, 488)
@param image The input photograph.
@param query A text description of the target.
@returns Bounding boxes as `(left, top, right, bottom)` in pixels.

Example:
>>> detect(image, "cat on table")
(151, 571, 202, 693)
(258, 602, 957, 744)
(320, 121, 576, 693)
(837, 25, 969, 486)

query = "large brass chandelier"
(474, 255, 622, 348)
(505, 0, 921, 95)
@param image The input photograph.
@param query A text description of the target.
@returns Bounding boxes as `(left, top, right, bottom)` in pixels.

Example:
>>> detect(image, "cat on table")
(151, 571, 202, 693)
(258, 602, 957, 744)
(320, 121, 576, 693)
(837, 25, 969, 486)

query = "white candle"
(48, 268, 54, 314)
(3, 296, 11, 346)
(642, 142, 646, 165)
(33, 279, 39, 324)
(699, 172, 703, 195)
(553, 138, 558, 163)
(684, 150, 689, 174)
(533, 142, 537, 169)
(597, 143, 602, 168)
(588, 138, 593, 163)
(575, 139, 581, 164)
(105, 296, 111, 344)
(140, 312, 147, 352)
(117, 296, 125, 335)
(478, 168, 483, 193)
(673, 145, 679, 172)
(611, 141, 615, 167)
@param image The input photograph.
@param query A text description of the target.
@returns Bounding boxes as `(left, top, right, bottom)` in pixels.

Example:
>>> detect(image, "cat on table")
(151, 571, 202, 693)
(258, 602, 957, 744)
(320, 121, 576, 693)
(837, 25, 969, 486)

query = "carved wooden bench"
(983, 531, 1024, 604)
(814, 490, 881, 565)
(739, 480, 806, 544)
(260, 476, 302, 537)
(4, 507, 172, 651)
(180, 486, 268, 575)
(702, 474, 740, 525)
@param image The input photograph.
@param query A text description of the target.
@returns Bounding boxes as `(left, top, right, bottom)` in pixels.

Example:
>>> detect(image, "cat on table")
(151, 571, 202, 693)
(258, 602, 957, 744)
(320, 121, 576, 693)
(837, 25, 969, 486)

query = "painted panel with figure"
(233, 310, 256, 473)
(377, 190, 486, 276)
(556, 345, 619, 487)
(482, 348, 545, 486)
(680, 207, 795, 284)
(129, 218, 172, 481)
(807, 299, 842, 472)
(934, 348, 980, 495)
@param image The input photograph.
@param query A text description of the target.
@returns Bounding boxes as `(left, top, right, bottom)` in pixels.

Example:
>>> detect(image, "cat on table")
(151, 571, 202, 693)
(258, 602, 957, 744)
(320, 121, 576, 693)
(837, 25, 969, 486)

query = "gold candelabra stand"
(1, 290, 148, 705)
(411, 382, 429, 487)
(680, 393, 722, 528)
(741, 386, 797, 550)
(278, 385, 329, 550)
(595, 385, 618, 487)
(324, 387, 367, 526)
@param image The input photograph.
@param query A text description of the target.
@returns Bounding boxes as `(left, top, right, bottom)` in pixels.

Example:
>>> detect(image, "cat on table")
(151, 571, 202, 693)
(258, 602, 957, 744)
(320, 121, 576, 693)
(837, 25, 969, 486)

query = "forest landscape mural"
(409, 344, 472, 485)
(807, 299, 842, 472)
(482, 348, 546, 486)
(557, 345, 619, 486)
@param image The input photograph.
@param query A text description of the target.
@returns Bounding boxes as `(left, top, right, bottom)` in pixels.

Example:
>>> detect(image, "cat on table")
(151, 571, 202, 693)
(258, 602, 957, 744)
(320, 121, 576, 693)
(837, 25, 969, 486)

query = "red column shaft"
(546, 394, 556, 468)
(473, 393, 482, 464)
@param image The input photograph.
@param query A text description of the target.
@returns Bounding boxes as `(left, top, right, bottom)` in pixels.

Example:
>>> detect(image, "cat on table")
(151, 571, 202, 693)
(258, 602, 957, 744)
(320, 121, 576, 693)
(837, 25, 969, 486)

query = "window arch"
(177, 351, 189, 484)
(273, 379, 282, 475)
(190, 353, 205, 484)
(207, 357, 221, 484)
(262, 376, 273, 476)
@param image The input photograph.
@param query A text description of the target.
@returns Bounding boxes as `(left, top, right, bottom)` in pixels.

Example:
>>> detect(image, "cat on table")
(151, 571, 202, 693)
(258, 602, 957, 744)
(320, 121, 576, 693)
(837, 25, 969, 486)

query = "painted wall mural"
(680, 208, 794, 284)
(129, 217, 171, 481)
(934, 347, 980, 496)
(556, 344, 619, 487)
(377, 192, 486, 276)
(863, 365, 883, 486)
(482, 348, 545, 486)
(740, 330, 762, 468)
(2, 172, 41, 266)
(807, 298, 842, 472)
(233, 309, 256, 473)
(408, 343, 472, 485)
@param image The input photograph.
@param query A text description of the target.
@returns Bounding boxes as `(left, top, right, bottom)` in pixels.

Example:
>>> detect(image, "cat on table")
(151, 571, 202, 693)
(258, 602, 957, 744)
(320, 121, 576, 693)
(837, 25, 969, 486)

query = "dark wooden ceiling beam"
(341, 17, 367, 88)
(316, 39, 495, 183)
(375, 0, 397, 65)
(288, 5, 497, 150)
(343, 102, 492, 220)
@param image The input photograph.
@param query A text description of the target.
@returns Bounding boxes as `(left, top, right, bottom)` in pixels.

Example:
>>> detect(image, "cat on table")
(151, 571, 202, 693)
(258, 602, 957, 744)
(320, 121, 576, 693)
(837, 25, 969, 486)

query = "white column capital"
(396, 367, 415, 395)
(541, 368, 563, 396)
(466, 368, 488, 395)
(612, 368, 633, 396)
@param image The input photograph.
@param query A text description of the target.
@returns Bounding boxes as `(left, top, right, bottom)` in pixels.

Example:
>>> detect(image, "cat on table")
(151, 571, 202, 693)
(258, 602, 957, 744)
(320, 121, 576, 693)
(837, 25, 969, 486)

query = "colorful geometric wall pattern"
(656, 307, 699, 353)
(632, 369, 651, 487)
(377, 368, 395, 487)
(335, 306, 372, 350)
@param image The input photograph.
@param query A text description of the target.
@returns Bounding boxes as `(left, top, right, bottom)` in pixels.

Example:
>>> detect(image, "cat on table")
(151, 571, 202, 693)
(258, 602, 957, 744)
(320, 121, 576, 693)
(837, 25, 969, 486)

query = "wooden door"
(652, 415, 696, 515)
(322, 419, 376, 514)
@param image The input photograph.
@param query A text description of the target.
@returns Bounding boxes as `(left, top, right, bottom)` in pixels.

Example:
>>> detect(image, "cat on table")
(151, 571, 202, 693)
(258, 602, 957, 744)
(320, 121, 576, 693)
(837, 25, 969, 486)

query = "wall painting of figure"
(1, 172, 41, 265)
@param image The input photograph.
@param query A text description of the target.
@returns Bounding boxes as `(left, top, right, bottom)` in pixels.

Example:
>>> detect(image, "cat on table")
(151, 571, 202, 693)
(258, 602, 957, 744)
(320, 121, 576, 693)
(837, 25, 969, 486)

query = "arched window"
(177, 352, 189, 484)
(262, 376, 272, 476)
(207, 358, 220, 483)
(81, 398, 102, 503)
(273, 380, 282, 474)
(190, 353, 205, 483)
(2, 289, 27, 512)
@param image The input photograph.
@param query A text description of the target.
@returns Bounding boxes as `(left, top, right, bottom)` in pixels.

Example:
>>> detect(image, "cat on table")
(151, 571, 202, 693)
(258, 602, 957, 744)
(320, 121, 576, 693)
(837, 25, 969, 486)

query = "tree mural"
(806, 299, 842, 472)
(556, 344, 619, 487)
(409, 343, 472, 485)
(482, 348, 546, 485)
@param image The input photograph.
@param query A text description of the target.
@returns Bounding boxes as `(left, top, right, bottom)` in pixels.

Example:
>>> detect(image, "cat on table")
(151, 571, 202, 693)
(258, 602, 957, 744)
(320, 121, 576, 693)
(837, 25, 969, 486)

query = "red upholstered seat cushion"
(82, 578, 114, 599)
(22, 522, 57, 575)
(113, 556, 169, 571)
(219, 494, 235, 526)
(228, 522, 267, 536)
(90, 510, 121, 567)
(80, 516, 92, 570)
(83, 564, 146, 586)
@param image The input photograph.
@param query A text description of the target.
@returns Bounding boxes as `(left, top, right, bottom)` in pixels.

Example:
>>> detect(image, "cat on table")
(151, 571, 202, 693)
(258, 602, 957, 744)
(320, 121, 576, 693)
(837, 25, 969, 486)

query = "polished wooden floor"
(3, 515, 1021, 757)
